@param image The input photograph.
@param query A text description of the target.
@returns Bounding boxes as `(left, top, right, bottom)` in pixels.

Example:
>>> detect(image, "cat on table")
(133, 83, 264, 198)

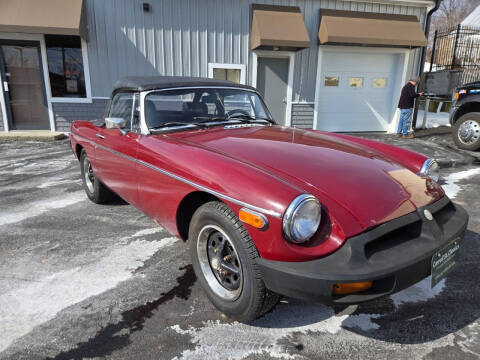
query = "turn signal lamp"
(239, 208, 268, 230)
(455, 92, 459, 100)
(332, 281, 372, 295)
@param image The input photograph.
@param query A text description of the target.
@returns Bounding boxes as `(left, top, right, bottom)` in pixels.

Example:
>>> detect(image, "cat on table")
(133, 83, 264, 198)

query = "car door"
(94, 92, 140, 205)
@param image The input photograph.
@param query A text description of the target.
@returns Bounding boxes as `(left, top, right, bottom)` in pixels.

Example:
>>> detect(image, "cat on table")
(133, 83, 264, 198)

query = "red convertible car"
(70, 77, 468, 321)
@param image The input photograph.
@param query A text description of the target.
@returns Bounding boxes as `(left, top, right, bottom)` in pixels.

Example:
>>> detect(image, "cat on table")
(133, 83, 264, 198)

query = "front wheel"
(453, 112, 480, 151)
(189, 201, 279, 322)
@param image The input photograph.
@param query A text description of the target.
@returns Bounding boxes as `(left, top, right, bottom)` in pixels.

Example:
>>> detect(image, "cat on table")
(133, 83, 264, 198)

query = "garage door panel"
(317, 50, 403, 132)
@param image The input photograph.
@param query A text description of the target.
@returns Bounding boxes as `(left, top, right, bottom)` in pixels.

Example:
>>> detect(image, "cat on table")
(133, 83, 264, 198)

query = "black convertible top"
(113, 76, 256, 93)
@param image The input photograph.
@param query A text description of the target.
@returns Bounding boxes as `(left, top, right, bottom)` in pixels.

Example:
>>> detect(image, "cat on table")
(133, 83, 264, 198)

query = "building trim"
(313, 45, 410, 133)
(251, 50, 295, 127)
(0, 70, 7, 132)
(208, 63, 247, 85)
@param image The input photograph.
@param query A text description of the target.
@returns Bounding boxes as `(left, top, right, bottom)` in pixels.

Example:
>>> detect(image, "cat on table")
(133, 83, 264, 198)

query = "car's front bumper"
(257, 197, 468, 304)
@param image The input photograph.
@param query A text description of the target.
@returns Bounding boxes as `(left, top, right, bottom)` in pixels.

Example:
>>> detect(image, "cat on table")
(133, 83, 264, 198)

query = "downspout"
(412, 0, 442, 130)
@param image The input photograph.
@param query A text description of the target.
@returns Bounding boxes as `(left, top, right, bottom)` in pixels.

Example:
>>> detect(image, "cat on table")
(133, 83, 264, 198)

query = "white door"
(317, 50, 403, 132)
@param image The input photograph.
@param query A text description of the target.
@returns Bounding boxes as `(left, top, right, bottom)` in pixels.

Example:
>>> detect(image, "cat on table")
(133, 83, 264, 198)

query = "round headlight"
(283, 194, 321, 244)
(418, 158, 440, 182)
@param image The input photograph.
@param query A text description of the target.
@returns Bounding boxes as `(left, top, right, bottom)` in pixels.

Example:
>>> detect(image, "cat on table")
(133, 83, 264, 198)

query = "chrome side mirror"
(105, 117, 128, 135)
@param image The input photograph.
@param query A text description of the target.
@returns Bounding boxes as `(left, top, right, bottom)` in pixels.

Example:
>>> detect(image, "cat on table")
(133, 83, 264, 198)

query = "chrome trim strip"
(71, 131, 282, 218)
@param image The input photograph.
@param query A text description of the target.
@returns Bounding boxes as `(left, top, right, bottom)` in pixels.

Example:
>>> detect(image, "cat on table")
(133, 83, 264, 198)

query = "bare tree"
(432, 0, 480, 32)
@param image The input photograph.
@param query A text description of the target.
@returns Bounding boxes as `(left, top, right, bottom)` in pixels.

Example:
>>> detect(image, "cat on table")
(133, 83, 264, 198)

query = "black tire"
(80, 149, 115, 204)
(453, 112, 480, 151)
(189, 201, 280, 322)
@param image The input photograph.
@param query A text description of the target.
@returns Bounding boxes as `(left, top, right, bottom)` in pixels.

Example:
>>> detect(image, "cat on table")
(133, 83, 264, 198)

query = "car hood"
(170, 126, 443, 229)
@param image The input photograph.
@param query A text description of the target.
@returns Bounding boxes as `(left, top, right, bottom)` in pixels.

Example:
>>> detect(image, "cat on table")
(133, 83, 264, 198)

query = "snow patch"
(171, 301, 380, 360)
(0, 191, 86, 227)
(442, 168, 480, 199)
(390, 276, 445, 308)
(0, 236, 177, 352)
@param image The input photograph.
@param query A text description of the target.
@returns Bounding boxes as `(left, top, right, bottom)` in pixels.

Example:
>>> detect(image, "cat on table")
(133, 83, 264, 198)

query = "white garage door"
(316, 50, 404, 132)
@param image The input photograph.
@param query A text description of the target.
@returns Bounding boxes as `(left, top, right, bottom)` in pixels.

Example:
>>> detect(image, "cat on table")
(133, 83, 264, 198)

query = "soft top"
(113, 76, 257, 93)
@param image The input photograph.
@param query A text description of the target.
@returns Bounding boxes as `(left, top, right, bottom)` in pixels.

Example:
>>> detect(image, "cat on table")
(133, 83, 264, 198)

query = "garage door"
(316, 50, 403, 132)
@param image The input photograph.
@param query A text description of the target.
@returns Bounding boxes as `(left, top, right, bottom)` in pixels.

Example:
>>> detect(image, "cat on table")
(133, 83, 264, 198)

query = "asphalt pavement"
(0, 136, 479, 360)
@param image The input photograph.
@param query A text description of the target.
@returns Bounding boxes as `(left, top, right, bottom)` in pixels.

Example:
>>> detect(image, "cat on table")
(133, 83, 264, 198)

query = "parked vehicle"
(450, 81, 480, 150)
(70, 77, 469, 321)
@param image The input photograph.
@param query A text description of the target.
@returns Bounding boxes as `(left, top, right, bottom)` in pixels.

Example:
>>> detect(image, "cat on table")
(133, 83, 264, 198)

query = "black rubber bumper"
(257, 197, 469, 304)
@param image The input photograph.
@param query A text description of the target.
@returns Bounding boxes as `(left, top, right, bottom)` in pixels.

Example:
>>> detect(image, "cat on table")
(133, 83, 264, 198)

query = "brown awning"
(0, 0, 87, 40)
(251, 4, 310, 51)
(318, 10, 427, 48)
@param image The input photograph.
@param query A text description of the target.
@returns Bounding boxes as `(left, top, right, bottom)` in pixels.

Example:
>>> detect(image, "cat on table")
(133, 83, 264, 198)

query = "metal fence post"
(430, 30, 437, 72)
(452, 24, 461, 69)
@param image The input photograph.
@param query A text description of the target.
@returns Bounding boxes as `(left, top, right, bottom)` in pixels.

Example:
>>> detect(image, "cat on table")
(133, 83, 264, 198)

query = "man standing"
(397, 76, 424, 138)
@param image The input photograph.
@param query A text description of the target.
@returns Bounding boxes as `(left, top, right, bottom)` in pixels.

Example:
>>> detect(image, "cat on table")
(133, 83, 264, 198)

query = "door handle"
(95, 134, 105, 139)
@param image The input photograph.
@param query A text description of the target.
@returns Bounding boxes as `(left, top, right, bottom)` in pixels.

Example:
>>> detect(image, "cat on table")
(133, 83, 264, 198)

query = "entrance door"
(256, 57, 289, 126)
(317, 50, 403, 132)
(0, 41, 49, 130)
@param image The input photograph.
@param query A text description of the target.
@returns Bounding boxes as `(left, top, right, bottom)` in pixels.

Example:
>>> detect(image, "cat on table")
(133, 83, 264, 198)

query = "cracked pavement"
(0, 136, 479, 360)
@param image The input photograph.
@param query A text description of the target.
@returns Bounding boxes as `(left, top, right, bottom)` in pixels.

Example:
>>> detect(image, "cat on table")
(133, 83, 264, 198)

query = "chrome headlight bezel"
(283, 194, 322, 244)
(418, 158, 440, 182)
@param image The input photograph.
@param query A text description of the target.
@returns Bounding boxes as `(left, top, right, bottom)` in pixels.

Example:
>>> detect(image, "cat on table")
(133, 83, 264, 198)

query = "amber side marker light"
(239, 208, 268, 230)
(332, 281, 373, 295)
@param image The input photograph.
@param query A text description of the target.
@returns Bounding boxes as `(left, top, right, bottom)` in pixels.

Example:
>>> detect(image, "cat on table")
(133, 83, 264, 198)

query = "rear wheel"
(80, 150, 115, 204)
(189, 201, 279, 322)
(453, 112, 480, 151)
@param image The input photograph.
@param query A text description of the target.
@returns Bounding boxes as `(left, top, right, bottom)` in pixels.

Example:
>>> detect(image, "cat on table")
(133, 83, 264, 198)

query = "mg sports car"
(70, 76, 468, 321)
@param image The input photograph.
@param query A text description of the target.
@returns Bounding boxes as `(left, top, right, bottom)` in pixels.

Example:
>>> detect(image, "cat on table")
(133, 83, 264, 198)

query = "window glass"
(145, 88, 271, 129)
(324, 76, 339, 87)
(109, 93, 134, 129)
(45, 35, 86, 97)
(131, 93, 141, 132)
(373, 78, 387, 88)
(349, 77, 363, 88)
(213, 68, 241, 83)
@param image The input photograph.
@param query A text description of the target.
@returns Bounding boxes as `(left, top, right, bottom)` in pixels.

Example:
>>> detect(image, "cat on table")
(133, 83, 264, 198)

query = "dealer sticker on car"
(431, 238, 462, 288)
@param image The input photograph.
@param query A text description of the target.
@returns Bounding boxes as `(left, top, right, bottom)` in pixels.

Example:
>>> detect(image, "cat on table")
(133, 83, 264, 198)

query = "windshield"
(144, 88, 273, 130)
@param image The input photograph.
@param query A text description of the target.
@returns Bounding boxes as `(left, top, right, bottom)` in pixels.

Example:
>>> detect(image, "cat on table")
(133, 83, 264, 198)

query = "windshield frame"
(139, 86, 274, 135)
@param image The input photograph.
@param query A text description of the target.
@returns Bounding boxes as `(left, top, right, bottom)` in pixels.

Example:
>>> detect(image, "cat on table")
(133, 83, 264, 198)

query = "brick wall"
(52, 99, 109, 132)
(291, 104, 314, 129)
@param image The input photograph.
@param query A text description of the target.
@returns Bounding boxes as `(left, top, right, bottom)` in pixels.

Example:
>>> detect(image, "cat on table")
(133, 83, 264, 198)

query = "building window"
(45, 35, 86, 98)
(373, 78, 387, 88)
(208, 63, 246, 84)
(324, 76, 339, 87)
(349, 77, 363, 88)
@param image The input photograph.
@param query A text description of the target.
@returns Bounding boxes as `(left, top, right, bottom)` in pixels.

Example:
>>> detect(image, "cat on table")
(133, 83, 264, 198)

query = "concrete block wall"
(291, 104, 314, 129)
(52, 99, 109, 132)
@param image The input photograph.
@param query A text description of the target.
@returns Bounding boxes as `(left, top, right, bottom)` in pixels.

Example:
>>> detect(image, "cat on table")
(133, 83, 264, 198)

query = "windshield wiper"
(226, 114, 275, 124)
(192, 116, 228, 122)
(150, 122, 207, 130)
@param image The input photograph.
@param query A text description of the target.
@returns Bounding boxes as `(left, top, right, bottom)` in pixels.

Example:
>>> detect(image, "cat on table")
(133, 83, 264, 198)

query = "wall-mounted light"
(273, 46, 280, 51)
(143, 2, 151, 12)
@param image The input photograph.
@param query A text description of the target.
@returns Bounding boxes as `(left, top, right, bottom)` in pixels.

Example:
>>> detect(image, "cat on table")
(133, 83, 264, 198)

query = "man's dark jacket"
(398, 82, 420, 109)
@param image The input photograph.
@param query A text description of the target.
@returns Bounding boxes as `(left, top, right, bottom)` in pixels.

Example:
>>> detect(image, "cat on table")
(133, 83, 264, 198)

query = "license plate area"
(431, 237, 462, 288)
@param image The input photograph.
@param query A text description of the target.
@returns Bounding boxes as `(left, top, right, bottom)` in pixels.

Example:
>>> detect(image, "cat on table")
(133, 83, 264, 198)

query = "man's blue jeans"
(397, 108, 413, 135)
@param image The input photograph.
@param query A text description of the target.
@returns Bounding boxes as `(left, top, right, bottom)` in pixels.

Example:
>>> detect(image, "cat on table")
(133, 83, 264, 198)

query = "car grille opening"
(365, 220, 423, 260)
